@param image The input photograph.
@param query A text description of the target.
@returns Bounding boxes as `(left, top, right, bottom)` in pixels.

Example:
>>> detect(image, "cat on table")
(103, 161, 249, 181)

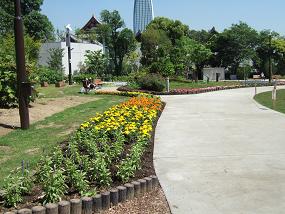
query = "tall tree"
(214, 22, 259, 74)
(96, 10, 136, 76)
(179, 37, 212, 81)
(141, 28, 172, 66)
(0, 0, 54, 41)
(147, 17, 190, 45)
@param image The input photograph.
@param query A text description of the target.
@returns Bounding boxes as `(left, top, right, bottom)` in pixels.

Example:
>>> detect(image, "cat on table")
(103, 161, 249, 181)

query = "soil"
(102, 186, 171, 214)
(0, 96, 98, 136)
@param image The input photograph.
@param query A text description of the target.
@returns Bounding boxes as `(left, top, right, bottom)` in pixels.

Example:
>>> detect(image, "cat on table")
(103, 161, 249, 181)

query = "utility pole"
(269, 34, 273, 83)
(14, 0, 30, 129)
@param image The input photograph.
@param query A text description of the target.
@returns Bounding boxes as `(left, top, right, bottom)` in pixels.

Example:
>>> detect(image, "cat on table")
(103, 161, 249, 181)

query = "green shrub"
(42, 169, 67, 204)
(0, 65, 17, 108)
(73, 73, 97, 84)
(136, 73, 165, 92)
(32, 66, 64, 84)
(2, 170, 33, 207)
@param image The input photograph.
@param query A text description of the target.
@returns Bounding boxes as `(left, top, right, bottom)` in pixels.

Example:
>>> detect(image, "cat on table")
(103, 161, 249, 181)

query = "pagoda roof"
(81, 15, 101, 31)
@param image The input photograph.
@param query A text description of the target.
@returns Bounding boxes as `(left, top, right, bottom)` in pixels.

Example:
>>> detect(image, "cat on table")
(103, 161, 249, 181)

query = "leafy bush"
(2, 170, 33, 207)
(0, 65, 17, 108)
(73, 73, 97, 84)
(31, 66, 64, 84)
(136, 73, 165, 92)
(42, 169, 67, 204)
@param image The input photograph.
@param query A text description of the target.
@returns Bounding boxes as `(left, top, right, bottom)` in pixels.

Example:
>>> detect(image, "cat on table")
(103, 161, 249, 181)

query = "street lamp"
(268, 33, 273, 83)
(66, 24, 72, 85)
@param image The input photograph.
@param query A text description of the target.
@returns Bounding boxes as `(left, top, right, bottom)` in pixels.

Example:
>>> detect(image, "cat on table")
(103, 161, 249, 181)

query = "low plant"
(35, 66, 64, 84)
(42, 169, 67, 204)
(65, 159, 90, 195)
(116, 137, 148, 182)
(2, 170, 33, 207)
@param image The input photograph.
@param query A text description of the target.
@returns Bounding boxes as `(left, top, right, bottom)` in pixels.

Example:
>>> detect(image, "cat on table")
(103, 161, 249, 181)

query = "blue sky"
(42, 0, 285, 35)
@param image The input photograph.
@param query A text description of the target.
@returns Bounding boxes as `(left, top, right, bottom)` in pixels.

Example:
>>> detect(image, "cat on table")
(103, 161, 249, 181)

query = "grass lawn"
(0, 95, 127, 184)
(36, 84, 83, 98)
(170, 80, 242, 90)
(254, 89, 285, 114)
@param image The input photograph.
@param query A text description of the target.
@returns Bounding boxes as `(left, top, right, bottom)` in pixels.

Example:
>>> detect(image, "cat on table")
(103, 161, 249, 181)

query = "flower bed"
(0, 94, 163, 209)
(118, 81, 285, 95)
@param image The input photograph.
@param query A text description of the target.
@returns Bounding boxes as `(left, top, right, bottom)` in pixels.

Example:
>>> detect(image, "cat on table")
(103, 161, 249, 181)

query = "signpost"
(253, 75, 260, 95)
(14, 0, 30, 129)
(272, 75, 281, 102)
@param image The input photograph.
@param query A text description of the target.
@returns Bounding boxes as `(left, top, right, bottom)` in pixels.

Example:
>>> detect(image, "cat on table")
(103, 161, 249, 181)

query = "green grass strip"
(0, 95, 127, 184)
(254, 89, 285, 114)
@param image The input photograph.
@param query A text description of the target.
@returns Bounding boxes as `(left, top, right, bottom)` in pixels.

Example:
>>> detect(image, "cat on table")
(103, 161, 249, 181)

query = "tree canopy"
(0, 0, 54, 41)
(96, 10, 137, 76)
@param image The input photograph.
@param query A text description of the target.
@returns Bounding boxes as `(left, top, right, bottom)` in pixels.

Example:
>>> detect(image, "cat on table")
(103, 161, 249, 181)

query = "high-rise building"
(133, 0, 154, 35)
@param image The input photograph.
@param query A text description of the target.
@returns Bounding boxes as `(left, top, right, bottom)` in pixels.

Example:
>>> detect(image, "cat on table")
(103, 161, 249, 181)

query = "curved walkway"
(154, 86, 285, 214)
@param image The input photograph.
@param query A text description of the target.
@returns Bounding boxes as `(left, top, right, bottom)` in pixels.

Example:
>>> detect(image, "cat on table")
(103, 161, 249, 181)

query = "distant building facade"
(203, 67, 225, 81)
(133, 0, 154, 35)
(39, 42, 103, 75)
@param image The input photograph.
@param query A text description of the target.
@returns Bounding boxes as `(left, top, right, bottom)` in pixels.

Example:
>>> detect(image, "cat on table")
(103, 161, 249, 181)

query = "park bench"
(94, 79, 103, 88)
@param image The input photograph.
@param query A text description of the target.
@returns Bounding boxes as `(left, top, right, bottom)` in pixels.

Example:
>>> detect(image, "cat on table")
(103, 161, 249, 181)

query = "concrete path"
(154, 86, 285, 214)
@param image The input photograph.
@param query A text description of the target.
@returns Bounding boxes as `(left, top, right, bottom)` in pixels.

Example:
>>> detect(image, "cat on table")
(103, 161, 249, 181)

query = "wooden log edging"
(4, 175, 159, 214)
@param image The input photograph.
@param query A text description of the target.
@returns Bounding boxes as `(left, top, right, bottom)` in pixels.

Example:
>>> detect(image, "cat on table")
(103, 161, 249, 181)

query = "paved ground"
(154, 86, 285, 214)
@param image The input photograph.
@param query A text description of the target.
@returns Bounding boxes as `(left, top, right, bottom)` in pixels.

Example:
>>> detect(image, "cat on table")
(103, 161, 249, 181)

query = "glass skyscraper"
(133, 0, 154, 35)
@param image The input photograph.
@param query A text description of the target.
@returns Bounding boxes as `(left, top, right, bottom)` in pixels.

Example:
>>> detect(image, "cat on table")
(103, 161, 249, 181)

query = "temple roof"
(81, 15, 101, 31)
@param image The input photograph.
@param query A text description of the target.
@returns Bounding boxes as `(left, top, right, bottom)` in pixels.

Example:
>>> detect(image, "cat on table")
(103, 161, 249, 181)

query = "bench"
(94, 79, 103, 88)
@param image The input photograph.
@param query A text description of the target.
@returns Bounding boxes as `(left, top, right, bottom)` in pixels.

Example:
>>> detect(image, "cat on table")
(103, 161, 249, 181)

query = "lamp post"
(14, 0, 29, 129)
(66, 24, 72, 85)
(269, 34, 273, 83)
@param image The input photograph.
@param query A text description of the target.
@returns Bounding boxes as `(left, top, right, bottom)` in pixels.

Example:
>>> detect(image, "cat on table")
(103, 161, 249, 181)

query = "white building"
(38, 42, 103, 75)
(203, 67, 225, 81)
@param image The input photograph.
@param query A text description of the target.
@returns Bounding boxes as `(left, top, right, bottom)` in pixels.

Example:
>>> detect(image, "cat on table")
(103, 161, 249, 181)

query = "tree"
(147, 17, 190, 45)
(47, 48, 64, 73)
(96, 10, 136, 76)
(0, 0, 54, 41)
(0, 34, 41, 108)
(75, 28, 97, 43)
(179, 37, 212, 81)
(141, 28, 172, 66)
(255, 30, 285, 78)
(143, 17, 190, 75)
(84, 50, 108, 76)
(214, 22, 259, 74)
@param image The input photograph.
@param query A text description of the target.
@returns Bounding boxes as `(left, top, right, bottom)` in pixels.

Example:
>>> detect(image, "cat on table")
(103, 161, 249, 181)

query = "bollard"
(45, 203, 58, 214)
(117, 186, 127, 203)
(124, 183, 134, 200)
(82, 197, 92, 214)
(144, 177, 153, 192)
(138, 179, 146, 194)
(101, 191, 110, 210)
(18, 209, 32, 214)
(70, 198, 81, 214)
(150, 175, 159, 188)
(131, 181, 141, 197)
(32, 206, 46, 214)
(110, 188, 119, 206)
(58, 201, 70, 214)
(92, 194, 102, 213)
